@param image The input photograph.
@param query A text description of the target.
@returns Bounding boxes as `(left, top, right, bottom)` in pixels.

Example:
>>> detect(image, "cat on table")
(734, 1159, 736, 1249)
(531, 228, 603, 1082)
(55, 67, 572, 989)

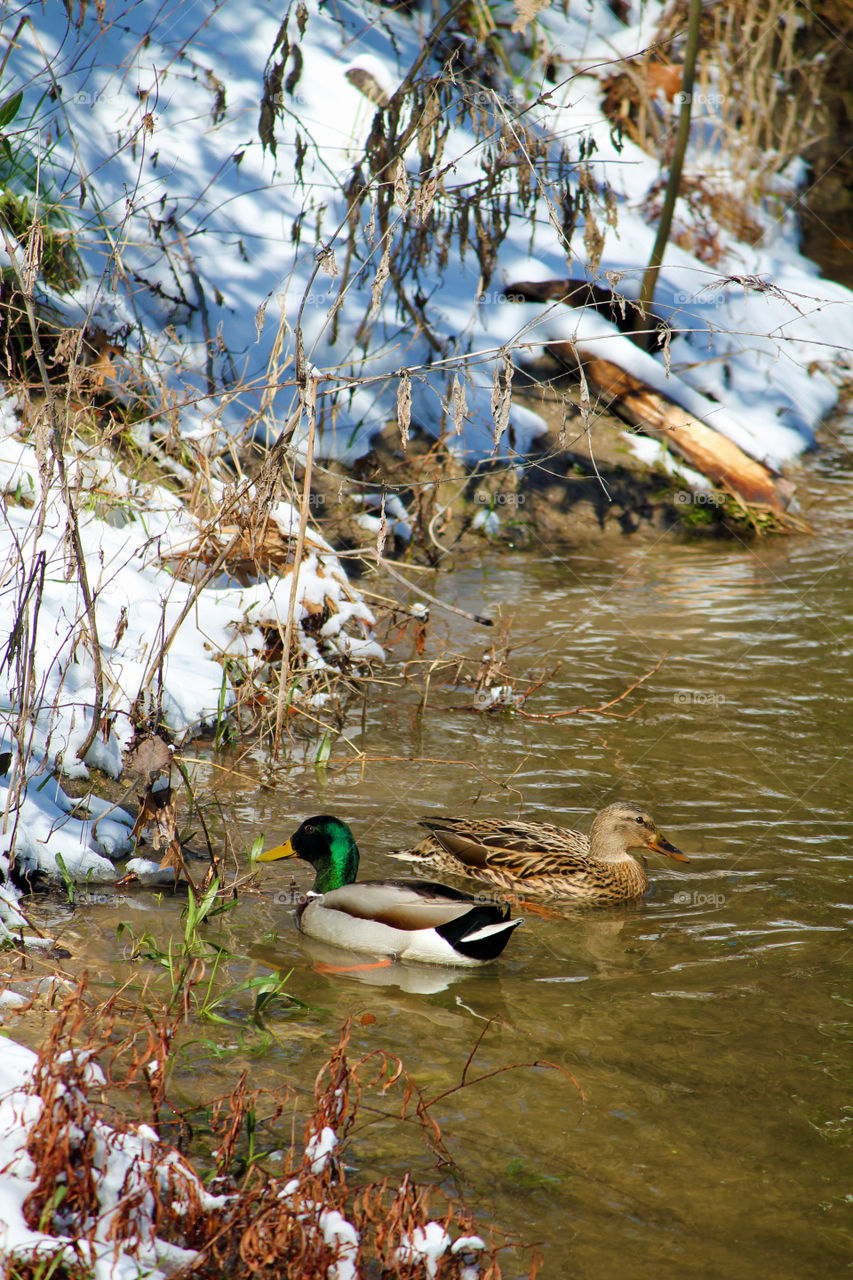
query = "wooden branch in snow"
(506, 276, 794, 513)
(506, 277, 650, 334)
(554, 346, 793, 513)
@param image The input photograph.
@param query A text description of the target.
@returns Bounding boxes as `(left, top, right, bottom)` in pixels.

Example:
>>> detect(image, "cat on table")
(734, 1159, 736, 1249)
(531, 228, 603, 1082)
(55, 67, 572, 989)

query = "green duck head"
(258, 814, 360, 893)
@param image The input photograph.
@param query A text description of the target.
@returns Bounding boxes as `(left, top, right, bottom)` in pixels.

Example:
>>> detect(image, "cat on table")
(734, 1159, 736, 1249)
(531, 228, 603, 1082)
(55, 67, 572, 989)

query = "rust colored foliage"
(13, 983, 551, 1278)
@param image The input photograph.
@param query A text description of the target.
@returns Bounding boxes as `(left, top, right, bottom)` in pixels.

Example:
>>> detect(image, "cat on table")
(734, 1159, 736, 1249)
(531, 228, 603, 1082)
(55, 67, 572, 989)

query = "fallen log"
(507, 276, 795, 514)
(506, 277, 658, 336)
(552, 344, 793, 513)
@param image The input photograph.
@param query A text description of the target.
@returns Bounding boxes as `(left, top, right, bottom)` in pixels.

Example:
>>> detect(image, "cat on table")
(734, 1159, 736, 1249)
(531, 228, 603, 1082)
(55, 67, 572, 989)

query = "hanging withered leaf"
(661, 323, 672, 375)
(255, 295, 270, 341)
(397, 369, 412, 451)
(490, 350, 514, 455)
(413, 175, 437, 226)
(577, 349, 592, 432)
(124, 734, 172, 784)
(559, 392, 572, 448)
(603, 180, 619, 230)
(295, 132, 308, 184)
(284, 44, 303, 97)
(131, 784, 178, 850)
(112, 606, 128, 648)
(158, 837, 187, 877)
(368, 241, 391, 319)
(375, 490, 388, 561)
(315, 244, 338, 277)
(450, 373, 467, 435)
(258, 25, 288, 156)
(131, 784, 196, 891)
(393, 157, 410, 211)
(603, 269, 628, 322)
(157, 836, 199, 894)
(583, 204, 605, 276)
(206, 70, 226, 125)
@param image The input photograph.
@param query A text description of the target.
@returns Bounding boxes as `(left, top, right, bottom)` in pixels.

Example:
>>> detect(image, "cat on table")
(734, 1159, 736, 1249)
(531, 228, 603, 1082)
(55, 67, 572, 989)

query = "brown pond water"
(18, 411, 853, 1277)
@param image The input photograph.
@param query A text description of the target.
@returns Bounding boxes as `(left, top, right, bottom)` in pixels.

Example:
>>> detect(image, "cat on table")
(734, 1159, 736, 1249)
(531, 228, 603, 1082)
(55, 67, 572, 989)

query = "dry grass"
(6, 979, 560, 1279)
(600, 0, 837, 216)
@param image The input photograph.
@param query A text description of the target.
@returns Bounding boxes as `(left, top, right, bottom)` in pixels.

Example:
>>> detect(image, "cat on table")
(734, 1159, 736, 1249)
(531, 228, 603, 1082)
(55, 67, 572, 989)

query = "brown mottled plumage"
(392, 801, 688, 904)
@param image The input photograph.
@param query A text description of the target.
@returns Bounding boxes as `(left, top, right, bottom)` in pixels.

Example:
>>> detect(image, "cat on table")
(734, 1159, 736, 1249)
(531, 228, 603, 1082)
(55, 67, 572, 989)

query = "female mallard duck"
(257, 815, 523, 966)
(393, 801, 688, 904)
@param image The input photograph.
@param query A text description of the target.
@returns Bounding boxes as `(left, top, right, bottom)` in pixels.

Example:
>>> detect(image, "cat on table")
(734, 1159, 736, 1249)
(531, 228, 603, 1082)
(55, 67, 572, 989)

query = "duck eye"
(636, 816, 645, 825)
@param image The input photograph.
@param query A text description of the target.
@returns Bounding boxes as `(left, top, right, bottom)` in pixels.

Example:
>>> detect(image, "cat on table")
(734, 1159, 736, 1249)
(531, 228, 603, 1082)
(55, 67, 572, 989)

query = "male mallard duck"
(257, 815, 523, 966)
(392, 801, 688, 904)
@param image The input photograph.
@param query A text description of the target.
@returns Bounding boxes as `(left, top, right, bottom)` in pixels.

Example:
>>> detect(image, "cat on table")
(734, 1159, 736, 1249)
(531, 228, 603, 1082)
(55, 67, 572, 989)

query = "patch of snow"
(318, 1208, 360, 1280)
(305, 1124, 338, 1174)
(626, 436, 714, 490)
(354, 492, 413, 541)
(471, 508, 501, 535)
(452, 1234, 487, 1280)
(124, 857, 181, 885)
(0, 1036, 221, 1278)
(0, 770, 126, 884)
(395, 1221, 453, 1280)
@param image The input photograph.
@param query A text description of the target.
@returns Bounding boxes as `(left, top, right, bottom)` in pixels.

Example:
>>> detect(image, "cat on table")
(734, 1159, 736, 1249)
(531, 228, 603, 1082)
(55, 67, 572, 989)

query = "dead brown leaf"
(158, 837, 197, 892)
(130, 785, 176, 849)
(124, 734, 172, 783)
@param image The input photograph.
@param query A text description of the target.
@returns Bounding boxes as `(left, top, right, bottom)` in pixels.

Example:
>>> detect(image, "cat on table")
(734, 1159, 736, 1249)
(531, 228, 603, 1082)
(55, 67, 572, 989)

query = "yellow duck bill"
(258, 840, 297, 862)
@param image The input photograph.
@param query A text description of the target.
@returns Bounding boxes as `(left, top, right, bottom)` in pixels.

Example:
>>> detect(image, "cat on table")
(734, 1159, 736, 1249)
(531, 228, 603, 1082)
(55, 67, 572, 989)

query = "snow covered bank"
(3, 0, 850, 472)
(2, 0, 852, 891)
(0, 391, 382, 889)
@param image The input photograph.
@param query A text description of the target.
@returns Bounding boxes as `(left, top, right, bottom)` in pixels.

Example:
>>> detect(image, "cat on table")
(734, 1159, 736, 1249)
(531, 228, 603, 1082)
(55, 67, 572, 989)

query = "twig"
(515, 662, 563, 704)
(421, 1015, 585, 1111)
(2, 231, 105, 764)
(632, 0, 701, 343)
(274, 373, 317, 757)
(516, 652, 668, 720)
(379, 559, 494, 627)
(426, 1057, 584, 1111)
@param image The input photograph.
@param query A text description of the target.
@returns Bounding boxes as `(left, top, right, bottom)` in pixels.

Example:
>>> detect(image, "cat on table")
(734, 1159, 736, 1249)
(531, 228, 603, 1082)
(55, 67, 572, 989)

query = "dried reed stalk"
(274, 373, 317, 757)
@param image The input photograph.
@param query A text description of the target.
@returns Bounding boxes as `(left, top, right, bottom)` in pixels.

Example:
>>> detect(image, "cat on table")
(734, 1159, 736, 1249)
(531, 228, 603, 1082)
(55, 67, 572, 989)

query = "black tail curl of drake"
(434, 902, 522, 961)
